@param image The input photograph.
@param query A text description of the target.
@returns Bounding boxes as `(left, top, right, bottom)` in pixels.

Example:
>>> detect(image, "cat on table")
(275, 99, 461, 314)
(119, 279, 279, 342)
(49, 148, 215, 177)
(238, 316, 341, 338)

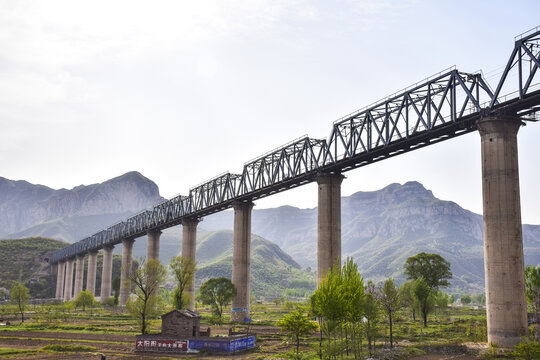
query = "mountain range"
(2, 171, 540, 294)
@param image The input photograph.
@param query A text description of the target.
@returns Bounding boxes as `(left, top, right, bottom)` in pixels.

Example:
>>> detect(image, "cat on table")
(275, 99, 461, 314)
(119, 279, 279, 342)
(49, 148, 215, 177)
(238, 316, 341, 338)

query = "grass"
(40, 344, 99, 352)
(0, 347, 37, 356)
(0, 301, 534, 359)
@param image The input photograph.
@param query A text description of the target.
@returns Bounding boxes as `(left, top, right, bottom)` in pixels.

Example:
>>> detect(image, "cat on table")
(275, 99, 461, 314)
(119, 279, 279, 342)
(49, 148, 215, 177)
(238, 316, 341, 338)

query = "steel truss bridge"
(51, 27, 540, 264)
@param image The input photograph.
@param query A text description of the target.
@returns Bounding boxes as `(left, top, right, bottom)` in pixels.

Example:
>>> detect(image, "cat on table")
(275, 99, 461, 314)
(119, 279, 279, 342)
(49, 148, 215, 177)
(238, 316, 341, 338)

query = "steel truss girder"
(324, 69, 494, 165)
(51, 28, 540, 264)
(490, 27, 540, 110)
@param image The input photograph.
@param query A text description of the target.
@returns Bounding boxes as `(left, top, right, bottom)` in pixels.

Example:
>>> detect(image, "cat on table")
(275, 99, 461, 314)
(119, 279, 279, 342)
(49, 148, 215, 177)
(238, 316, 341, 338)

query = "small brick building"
(161, 309, 201, 338)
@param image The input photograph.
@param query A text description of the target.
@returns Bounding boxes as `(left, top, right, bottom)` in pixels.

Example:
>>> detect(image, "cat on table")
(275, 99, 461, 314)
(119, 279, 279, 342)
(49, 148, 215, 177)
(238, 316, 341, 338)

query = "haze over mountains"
(2, 171, 540, 294)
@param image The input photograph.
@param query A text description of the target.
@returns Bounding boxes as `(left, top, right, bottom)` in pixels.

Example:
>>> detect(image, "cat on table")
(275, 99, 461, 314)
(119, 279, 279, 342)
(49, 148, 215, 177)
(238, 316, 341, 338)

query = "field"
(0, 302, 529, 359)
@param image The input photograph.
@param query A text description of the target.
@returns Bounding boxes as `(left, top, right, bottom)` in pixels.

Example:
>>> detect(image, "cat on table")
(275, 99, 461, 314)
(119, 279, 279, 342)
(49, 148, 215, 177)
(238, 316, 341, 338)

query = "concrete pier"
(181, 218, 199, 310)
(231, 201, 253, 322)
(86, 250, 98, 296)
(316, 173, 344, 285)
(73, 254, 85, 298)
(55, 261, 65, 300)
(119, 239, 134, 306)
(147, 230, 161, 261)
(100, 245, 114, 303)
(64, 258, 74, 302)
(478, 115, 528, 347)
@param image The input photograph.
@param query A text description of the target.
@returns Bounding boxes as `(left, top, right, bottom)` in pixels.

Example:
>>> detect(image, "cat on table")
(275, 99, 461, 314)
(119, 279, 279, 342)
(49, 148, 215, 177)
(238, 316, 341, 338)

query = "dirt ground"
(0, 329, 486, 360)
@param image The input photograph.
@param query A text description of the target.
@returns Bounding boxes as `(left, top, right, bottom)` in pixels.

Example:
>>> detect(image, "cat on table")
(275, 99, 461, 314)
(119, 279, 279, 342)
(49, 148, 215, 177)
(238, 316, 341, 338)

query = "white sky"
(1, 0, 540, 223)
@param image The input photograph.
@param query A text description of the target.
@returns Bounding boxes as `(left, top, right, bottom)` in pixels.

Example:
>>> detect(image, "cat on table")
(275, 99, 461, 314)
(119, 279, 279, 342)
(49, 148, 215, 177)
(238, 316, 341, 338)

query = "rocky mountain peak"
(0, 171, 163, 237)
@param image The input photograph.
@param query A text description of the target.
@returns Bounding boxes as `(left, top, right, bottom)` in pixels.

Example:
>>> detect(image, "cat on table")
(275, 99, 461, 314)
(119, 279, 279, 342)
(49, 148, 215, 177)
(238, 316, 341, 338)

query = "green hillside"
(0, 237, 66, 298)
(194, 230, 315, 299)
(0, 237, 126, 299)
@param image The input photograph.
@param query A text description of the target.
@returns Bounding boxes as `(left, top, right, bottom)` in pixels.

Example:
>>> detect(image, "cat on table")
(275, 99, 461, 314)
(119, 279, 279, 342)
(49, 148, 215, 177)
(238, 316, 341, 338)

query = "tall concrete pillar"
(73, 254, 85, 298)
(181, 218, 199, 311)
(147, 230, 161, 261)
(231, 201, 253, 322)
(55, 261, 65, 300)
(86, 250, 98, 296)
(317, 173, 344, 286)
(64, 258, 74, 302)
(119, 239, 135, 306)
(100, 245, 114, 303)
(478, 115, 528, 347)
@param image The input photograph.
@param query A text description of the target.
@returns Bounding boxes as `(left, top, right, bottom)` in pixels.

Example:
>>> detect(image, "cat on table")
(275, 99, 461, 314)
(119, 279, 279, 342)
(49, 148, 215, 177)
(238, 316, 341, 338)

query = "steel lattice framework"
(51, 27, 540, 264)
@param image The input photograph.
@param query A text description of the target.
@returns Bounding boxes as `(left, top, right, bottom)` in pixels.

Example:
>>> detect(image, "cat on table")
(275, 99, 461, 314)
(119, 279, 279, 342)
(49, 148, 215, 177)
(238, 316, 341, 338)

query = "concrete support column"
(73, 254, 85, 298)
(181, 218, 199, 311)
(119, 239, 135, 306)
(317, 173, 344, 286)
(231, 201, 254, 322)
(478, 115, 527, 347)
(100, 245, 114, 303)
(55, 261, 65, 300)
(147, 230, 161, 261)
(64, 258, 74, 302)
(86, 250, 98, 296)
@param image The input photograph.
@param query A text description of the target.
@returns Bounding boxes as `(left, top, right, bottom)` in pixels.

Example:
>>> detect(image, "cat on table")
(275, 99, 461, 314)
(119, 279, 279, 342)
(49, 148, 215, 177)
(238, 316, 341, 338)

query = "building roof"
(161, 309, 201, 319)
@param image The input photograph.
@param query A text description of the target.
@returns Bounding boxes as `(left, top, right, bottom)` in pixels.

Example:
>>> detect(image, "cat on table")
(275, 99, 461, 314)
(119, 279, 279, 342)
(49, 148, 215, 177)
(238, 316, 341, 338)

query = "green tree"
(404, 253, 452, 326)
(277, 306, 318, 356)
(364, 281, 380, 356)
(10, 282, 30, 322)
(74, 290, 95, 311)
(112, 276, 121, 305)
(399, 281, 417, 321)
(460, 294, 472, 306)
(403, 252, 452, 290)
(525, 264, 540, 323)
(413, 278, 433, 327)
(379, 278, 400, 348)
(197, 277, 237, 318)
(169, 256, 196, 310)
(127, 258, 166, 334)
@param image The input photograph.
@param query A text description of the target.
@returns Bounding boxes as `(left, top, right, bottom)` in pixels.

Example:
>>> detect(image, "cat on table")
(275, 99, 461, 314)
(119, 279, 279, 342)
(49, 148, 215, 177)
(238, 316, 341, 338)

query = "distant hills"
(0, 171, 163, 242)
(193, 230, 314, 298)
(2, 172, 540, 295)
(201, 181, 540, 293)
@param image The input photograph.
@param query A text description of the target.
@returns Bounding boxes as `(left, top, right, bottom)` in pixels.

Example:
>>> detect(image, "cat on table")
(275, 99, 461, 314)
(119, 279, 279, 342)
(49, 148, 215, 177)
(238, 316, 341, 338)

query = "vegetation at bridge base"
(0, 252, 538, 358)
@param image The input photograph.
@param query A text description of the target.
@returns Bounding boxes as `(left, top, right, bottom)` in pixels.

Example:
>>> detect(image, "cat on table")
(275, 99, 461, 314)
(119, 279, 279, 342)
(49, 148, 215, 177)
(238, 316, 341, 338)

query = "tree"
(74, 290, 95, 311)
(364, 281, 380, 356)
(404, 253, 452, 326)
(112, 276, 121, 305)
(277, 306, 318, 356)
(399, 281, 417, 321)
(378, 278, 400, 348)
(169, 256, 196, 310)
(198, 277, 237, 318)
(413, 278, 434, 327)
(10, 282, 30, 322)
(525, 264, 540, 323)
(127, 258, 166, 334)
(403, 252, 452, 290)
(460, 294, 472, 306)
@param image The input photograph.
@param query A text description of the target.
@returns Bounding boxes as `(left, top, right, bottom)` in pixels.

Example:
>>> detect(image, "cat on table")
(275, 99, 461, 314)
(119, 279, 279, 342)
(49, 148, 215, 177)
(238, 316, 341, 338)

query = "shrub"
(513, 336, 540, 360)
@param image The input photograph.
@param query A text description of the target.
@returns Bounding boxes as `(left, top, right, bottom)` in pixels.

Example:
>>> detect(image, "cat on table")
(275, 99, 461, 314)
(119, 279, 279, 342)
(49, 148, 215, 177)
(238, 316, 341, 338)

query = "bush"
(103, 296, 117, 307)
(513, 336, 540, 360)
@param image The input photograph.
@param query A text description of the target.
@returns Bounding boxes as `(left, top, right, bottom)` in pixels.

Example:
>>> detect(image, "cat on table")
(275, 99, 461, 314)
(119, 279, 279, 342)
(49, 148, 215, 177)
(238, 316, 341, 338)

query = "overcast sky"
(1, 0, 540, 223)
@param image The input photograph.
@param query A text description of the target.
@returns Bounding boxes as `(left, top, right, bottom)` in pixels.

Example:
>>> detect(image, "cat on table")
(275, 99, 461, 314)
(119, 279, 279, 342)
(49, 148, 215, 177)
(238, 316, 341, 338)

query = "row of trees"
(305, 253, 452, 358)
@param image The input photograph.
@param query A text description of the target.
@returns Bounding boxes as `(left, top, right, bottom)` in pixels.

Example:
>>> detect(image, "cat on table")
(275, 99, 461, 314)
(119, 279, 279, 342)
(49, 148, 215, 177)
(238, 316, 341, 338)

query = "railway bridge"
(50, 27, 540, 347)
